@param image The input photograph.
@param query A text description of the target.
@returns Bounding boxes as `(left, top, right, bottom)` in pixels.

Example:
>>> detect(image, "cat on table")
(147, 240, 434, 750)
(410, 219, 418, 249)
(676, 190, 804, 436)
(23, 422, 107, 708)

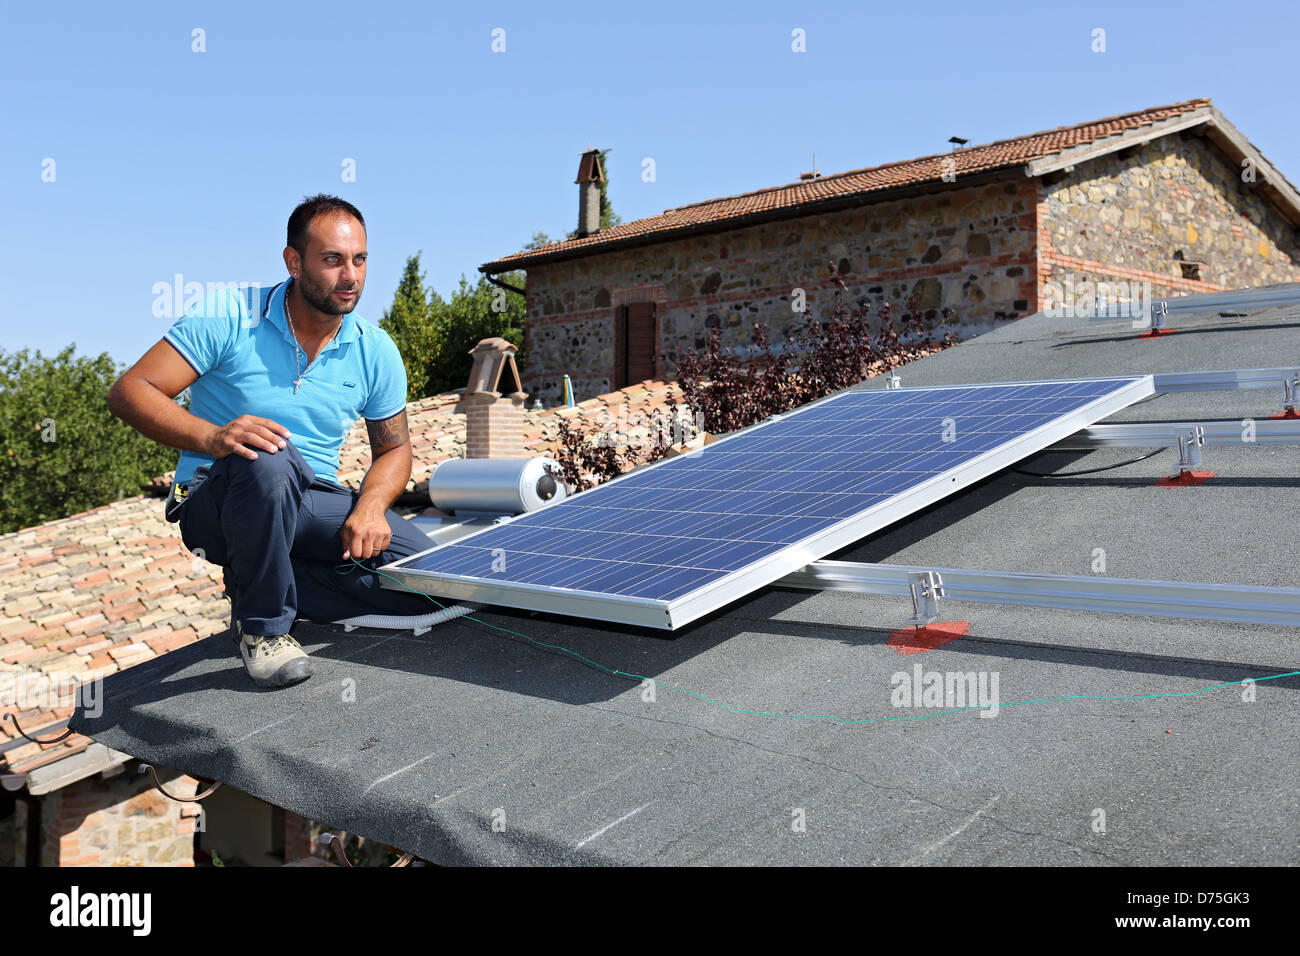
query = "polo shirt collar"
(263, 278, 366, 347)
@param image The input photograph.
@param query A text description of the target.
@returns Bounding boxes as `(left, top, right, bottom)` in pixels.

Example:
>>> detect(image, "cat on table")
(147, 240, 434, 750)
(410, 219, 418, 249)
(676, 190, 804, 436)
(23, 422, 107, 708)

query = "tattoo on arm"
(366, 409, 409, 456)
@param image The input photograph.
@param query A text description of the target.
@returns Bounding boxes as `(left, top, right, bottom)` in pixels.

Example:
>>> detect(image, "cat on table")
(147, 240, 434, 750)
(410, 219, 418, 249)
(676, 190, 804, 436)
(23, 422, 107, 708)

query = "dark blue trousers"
(170, 441, 437, 636)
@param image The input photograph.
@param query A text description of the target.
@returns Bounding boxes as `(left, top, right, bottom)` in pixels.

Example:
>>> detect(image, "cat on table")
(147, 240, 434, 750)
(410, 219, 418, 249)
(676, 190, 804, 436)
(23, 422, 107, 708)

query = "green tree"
(381, 255, 528, 401)
(424, 273, 527, 397)
(379, 253, 443, 402)
(0, 346, 180, 534)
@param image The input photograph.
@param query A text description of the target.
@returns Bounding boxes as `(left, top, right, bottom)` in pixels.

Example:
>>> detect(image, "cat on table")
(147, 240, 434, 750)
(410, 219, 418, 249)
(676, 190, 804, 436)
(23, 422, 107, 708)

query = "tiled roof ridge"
(482, 98, 1216, 267)
(663, 97, 1212, 213)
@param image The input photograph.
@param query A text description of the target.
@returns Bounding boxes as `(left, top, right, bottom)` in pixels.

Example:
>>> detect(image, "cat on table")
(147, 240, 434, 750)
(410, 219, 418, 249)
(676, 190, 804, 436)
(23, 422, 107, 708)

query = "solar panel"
(381, 376, 1154, 629)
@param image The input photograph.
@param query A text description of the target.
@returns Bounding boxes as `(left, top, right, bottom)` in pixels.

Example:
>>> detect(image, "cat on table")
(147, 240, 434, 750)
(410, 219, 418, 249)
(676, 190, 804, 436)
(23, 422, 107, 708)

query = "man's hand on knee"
(341, 507, 393, 561)
(205, 415, 292, 461)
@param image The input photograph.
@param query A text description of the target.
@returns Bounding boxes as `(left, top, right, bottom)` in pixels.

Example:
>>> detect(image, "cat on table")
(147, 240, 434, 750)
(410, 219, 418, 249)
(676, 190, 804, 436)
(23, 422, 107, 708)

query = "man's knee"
(386, 514, 437, 560)
(219, 439, 313, 492)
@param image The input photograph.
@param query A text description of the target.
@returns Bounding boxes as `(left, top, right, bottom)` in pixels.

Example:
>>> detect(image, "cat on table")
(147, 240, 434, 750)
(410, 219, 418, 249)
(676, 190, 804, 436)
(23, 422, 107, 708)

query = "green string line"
(341, 558, 1299, 725)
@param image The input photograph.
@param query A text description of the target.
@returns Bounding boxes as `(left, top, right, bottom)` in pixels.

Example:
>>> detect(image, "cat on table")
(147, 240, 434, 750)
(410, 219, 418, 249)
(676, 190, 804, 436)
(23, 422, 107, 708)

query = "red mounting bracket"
(1155, 427, 1214, 486)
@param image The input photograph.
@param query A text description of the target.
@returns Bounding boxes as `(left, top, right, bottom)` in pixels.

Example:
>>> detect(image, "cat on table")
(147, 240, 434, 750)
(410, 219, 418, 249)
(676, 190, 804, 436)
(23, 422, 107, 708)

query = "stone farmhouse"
(481, 98, 1300, 404)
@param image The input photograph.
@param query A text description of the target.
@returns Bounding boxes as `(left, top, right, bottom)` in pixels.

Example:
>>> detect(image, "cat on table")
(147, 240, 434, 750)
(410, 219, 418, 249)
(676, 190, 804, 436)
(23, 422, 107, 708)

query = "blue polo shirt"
(163, 279, 407, 485)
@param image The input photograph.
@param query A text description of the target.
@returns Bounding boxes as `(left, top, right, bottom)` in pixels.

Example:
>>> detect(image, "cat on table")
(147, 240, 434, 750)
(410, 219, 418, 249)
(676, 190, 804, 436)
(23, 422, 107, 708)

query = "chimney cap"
(468, 336, 518, 355)
(458, 338, 525, 406)
(575, 148, 604, 184)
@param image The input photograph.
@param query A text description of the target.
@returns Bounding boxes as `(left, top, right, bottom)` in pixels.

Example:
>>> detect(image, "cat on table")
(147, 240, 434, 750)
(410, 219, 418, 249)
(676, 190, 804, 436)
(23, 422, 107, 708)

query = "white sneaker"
(236, 621, 313, 688)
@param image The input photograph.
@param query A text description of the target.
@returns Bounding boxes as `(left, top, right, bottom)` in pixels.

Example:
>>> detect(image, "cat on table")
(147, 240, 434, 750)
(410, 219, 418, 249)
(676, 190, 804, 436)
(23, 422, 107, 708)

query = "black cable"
(1011, 446, 1168, 477)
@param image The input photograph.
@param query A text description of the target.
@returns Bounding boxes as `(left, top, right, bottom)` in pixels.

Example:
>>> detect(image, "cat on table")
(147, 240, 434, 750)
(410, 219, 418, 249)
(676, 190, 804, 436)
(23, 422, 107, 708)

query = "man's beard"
(297, 273, 361, 315)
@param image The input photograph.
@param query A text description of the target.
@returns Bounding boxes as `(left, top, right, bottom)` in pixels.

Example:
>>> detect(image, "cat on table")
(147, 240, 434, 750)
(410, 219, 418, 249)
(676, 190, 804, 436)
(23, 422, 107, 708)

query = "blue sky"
(3, 0, 1297, 367)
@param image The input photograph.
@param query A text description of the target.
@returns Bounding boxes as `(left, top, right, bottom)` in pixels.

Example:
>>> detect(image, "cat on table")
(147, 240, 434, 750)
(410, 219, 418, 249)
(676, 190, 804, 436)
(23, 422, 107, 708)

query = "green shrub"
(0, 346, 179, 533)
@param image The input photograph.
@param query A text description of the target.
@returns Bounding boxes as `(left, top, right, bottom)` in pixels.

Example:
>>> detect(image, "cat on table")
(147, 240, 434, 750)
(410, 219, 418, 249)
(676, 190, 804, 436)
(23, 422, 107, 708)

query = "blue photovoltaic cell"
(386, 378, 1145, 614)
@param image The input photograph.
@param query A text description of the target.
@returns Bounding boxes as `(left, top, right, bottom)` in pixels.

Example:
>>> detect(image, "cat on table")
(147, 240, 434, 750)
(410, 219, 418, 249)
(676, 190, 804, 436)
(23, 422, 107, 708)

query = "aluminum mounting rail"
(881, 368, 1296, 396)
(1151, 367, 1300, 394)
(1053, 418, 1300, 450)
(1087, 286, 1300, 328)
(778, 561, 1300, 629)
(1152, 286, 1300, 318)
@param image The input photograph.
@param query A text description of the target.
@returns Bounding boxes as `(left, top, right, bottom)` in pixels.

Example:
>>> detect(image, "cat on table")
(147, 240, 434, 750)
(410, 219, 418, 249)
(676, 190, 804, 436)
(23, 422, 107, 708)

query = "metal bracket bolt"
(907, 571, 945, 628)
(1283, 372, 1299, 415)
(1176, 426, 1206, 470)
(1148, 300, 1169, 331)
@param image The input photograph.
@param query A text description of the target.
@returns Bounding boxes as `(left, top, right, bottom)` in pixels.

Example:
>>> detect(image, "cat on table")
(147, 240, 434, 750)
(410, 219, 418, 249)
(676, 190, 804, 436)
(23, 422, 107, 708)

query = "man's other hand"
(341, 507, 392, 561)
(206, 415, 292, 460)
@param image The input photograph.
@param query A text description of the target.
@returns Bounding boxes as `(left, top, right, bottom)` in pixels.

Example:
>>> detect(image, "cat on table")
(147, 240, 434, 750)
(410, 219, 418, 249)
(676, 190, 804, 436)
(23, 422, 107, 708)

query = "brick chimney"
(576, 148, 603, 239)
(456, 337, 528, 459)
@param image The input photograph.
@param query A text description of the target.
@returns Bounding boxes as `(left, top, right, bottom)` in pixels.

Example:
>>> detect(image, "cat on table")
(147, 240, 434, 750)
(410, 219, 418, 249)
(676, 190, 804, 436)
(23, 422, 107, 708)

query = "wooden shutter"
(625, 302, 656, 385)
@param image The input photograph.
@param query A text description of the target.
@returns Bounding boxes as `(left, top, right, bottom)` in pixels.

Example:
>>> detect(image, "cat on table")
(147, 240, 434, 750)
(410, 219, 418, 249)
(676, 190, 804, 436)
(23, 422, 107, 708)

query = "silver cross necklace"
(284, 279, 339, 394)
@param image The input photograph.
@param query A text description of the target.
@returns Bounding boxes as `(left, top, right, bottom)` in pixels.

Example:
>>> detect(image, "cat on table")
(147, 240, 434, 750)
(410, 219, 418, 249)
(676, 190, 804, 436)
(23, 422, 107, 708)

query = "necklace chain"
(284, 280, 340, 394)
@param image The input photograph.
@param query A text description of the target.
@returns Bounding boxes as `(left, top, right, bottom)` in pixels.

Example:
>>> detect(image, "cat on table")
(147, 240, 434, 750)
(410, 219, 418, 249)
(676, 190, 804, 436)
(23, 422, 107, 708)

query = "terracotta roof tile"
(482, 98, 1213, 270)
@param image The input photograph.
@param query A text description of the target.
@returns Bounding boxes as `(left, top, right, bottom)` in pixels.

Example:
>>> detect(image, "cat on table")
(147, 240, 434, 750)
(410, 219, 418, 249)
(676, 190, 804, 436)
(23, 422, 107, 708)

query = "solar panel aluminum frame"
(381, 375, 1155, 630)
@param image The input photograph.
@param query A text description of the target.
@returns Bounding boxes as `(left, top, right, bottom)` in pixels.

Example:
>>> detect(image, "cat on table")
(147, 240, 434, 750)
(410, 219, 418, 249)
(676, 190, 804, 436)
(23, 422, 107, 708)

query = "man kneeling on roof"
(109, 194, 435, 689)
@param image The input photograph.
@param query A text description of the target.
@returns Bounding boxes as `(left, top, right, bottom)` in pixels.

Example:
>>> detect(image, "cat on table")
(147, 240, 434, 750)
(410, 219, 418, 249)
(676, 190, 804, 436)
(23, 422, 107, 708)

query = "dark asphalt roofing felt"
(71, 292, 1300, 865)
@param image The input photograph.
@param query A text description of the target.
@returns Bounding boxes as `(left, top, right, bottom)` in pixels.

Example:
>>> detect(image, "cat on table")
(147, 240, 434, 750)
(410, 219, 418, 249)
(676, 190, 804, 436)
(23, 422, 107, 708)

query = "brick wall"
(524, 178, 1039, 403)
(463, 393, 527, 459)
(282, 809, 317, 863)
(31, 764, 200, 866)
(7, 779, 401, 867)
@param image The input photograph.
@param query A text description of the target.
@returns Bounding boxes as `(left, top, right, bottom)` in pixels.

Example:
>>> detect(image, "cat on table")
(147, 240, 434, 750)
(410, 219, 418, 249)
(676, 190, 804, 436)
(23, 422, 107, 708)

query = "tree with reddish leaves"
(548, 261, 958, 493)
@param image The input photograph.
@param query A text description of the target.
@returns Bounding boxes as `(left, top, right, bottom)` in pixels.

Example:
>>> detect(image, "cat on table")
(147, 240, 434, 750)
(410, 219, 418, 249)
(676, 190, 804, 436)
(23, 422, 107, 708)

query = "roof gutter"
(484, 273, 526, 296)
(24, 743, 133, 796)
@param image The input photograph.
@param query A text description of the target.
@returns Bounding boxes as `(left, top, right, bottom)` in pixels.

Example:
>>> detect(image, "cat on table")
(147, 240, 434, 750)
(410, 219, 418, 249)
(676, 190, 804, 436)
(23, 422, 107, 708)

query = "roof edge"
(481, 168, 1018, 273)
(481, 98, 1223, 272)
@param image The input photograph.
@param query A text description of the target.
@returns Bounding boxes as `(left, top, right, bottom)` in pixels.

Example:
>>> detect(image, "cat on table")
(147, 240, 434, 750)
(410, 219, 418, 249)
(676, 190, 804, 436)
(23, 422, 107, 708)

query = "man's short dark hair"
(287, 194, 366, 255)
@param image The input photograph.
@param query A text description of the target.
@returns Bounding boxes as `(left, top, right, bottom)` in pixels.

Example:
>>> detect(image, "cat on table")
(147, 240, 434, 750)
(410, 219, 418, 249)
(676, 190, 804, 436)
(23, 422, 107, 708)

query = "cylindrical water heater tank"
(428, 457, 567, 515)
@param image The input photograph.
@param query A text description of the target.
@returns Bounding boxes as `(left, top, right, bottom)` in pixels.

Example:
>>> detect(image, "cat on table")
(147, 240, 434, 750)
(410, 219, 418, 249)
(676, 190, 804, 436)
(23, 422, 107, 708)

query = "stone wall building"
(481, 99, 1300, 404)
(12, 759, 199, 867)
